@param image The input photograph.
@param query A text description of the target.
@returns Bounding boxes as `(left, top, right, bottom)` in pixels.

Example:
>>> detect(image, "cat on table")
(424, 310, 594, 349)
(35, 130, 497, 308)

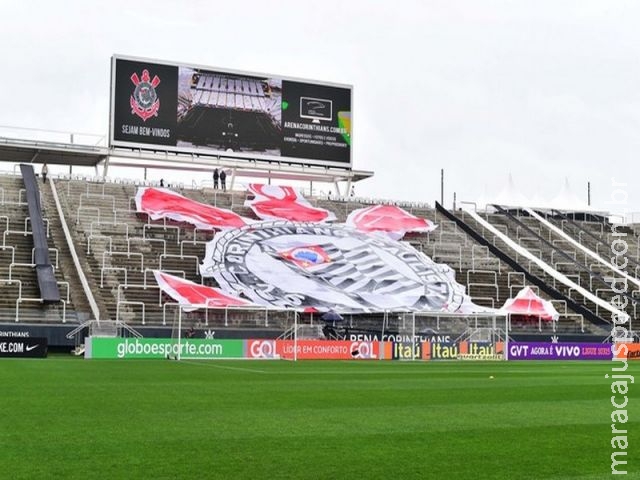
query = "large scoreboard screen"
(109, 55, 352, 168)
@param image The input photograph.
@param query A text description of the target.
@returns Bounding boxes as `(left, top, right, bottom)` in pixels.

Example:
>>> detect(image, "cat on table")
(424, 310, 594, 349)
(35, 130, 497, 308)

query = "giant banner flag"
(346, 205, 437, 240)
(154, 270, 255, 311)
(135, 187, 250, 230)
(245, 184, 336, 222)
(200, 221, 485, 314)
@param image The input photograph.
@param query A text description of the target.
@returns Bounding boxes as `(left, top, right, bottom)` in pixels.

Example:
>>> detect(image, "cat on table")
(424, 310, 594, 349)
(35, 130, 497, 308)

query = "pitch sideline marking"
(177, 360, 268, 374)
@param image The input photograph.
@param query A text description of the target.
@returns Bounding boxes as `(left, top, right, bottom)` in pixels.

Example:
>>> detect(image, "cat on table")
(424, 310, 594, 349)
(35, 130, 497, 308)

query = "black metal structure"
(20, 164, 60, 303)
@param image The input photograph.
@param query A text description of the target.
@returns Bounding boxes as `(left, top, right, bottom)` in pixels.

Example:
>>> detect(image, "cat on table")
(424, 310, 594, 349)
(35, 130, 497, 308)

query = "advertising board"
(0, 336, 47, 358)
(85, 338, 615, 361)
(507, 342, 612, 361)
(87, 338, 244, 359)
(613, 343, 640, 361)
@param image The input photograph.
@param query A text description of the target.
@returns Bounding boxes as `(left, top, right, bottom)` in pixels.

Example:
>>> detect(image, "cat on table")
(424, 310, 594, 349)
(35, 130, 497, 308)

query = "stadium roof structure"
(0, 134, 108, 168)
(0, 127, 373, 190)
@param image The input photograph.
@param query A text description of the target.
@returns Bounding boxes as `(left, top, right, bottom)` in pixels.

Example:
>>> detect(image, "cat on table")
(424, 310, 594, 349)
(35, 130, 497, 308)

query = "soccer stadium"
(1, 4, 639, 479)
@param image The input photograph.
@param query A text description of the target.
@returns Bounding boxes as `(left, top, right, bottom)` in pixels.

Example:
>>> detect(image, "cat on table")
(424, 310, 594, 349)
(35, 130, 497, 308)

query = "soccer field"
(0, 359, 637, 479)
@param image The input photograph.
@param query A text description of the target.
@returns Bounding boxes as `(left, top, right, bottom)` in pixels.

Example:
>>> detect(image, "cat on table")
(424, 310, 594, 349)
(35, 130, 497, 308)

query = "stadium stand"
(449, 204, 627, 335)
(53, 176, 294, 331)
(0, 167, 631, 346)
(490, 207, 634, 319)
(0, 172, 79, 323)
(549, 211, 640, 279)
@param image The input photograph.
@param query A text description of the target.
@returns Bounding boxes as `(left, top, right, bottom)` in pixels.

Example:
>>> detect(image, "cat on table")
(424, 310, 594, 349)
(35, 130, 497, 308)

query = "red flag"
(136, 187, 250, 230)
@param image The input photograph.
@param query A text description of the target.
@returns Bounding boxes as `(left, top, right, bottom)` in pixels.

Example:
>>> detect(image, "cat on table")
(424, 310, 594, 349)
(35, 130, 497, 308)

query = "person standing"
(220, 169, 227, 191)
(41, 163, 48, 184)
(213, 168, 219, 189)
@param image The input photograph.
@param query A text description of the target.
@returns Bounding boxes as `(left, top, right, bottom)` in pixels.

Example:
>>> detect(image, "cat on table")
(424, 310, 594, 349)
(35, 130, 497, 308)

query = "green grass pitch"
(0, 358, 638, 479)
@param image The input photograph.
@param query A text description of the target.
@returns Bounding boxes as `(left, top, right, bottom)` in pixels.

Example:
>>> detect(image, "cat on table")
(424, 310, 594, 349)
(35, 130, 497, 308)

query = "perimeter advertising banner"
(86, 338, 613, 361)
(110, 56, 352, 168)
(275, 340, 381, 360)
(0, 336, 47, 358)
(613, 343, 640, 361)
(507, 342, 612, 361)
(87, 338, 244, 359)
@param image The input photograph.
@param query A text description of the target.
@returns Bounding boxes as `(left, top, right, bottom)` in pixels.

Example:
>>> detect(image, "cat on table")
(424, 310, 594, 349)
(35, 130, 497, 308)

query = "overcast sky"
(0, 1, 638, 217)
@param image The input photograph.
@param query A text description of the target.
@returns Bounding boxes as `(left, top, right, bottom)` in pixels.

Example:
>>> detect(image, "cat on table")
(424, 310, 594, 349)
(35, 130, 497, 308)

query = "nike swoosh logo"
(25, 345, 38, 352)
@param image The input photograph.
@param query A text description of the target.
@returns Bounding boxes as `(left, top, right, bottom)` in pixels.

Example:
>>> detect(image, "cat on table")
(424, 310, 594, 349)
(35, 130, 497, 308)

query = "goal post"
(168, 304, 185, 361)
(274, 311, 299, 361)
(168, 303, 297, 361)
(389, 312, 509, 361)
(166, 304, 508, 361)
(451, 313, 509, 361)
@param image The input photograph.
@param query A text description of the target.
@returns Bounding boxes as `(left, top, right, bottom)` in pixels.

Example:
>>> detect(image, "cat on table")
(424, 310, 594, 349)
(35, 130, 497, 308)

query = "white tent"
(500, 286, 559, 321)
(549, 178, 591, 212)
(475, 184, 490, 211)
(529, 191, 551, 210)
(491, 174, 529, 208)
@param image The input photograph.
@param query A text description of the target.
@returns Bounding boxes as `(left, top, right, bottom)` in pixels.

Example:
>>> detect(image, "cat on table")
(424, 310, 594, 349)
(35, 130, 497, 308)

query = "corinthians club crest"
(130, 69, 160, 121)
(200, 221, 482, 314)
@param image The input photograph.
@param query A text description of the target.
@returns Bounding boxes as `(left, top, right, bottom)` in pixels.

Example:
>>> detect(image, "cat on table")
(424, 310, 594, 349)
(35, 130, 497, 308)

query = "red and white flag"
(245, 184, 336, 222)
(346, 204, 437, 240)
(154, 270, 255, 311)
(135, 187, 250, 230)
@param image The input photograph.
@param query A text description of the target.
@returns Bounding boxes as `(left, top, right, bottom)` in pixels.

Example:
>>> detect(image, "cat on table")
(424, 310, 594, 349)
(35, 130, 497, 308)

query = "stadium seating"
(0, 171, 630, 339)
(0, 173, 78, 323)
(452, 206, 627, 335)
(491, 209, 630, 317)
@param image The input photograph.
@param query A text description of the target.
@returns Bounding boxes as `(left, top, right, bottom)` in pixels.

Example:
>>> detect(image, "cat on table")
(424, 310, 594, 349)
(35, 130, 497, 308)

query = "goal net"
(167, 303, 293, 360)
(166, 304, 508, 361)
(451, 314, 509, 361)
(383, 312, 509, 361)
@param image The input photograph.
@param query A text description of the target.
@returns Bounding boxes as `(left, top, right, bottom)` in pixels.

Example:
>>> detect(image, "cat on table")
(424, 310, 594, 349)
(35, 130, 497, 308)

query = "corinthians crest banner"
(345, 204, 437, 240)
(135, 187, 251, 230)
(153, 270, 257, 311)
(245, 184, 336, 223)
(199, 221, 486, 314)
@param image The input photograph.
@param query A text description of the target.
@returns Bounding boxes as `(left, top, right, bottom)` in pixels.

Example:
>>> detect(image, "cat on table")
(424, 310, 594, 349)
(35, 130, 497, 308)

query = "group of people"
(156, 168, 226, 191)
(213, 168, 227, 190)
